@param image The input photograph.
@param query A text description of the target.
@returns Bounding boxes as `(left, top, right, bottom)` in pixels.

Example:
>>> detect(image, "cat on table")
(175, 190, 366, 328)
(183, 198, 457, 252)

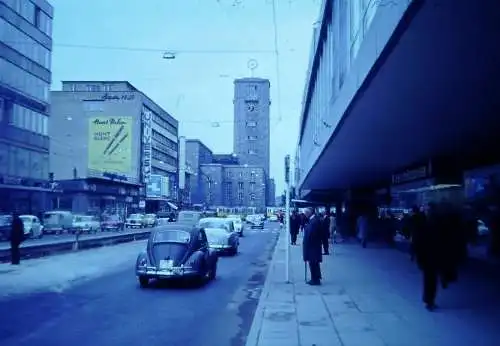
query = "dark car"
(135, 224, 218, 287)
(0, 215, 13, 240)
(101, 215, 124, 232)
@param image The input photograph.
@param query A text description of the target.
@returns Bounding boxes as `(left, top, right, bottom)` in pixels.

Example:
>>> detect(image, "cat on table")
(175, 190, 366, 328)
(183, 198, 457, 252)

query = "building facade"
(267, 178, 276, 207)
(200, 163, 266, 211)
(185, 139, 213, 205)
(50, 81, 178, 214)
(0, 0, 54, 214)
(233, 78, 271, 176)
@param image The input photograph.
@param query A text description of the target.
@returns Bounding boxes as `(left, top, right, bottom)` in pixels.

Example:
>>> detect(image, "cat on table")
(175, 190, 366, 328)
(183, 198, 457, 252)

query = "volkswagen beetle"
(135, 224, 218, 288)
(198, 217, 239, 255)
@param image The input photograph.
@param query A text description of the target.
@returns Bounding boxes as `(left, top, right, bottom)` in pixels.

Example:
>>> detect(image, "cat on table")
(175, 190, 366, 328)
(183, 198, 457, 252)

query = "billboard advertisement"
(146, 174, 162, 198)
(88, 117, 132, 174)
(146, 175, 170, 199)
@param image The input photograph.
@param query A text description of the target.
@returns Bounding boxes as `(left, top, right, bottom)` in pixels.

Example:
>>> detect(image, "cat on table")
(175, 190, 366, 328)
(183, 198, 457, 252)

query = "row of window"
(152, 113, 177, 137)
(9, 103, 49, 136)
(0, 142, 49, 179)
(0, 18, 51, 69)
(3, 0, 52, 36)
(300, 0, 379, 172)
(152, 129, 177, 151)
(0, 58, 50, 102)
(151, 148, 177, 167)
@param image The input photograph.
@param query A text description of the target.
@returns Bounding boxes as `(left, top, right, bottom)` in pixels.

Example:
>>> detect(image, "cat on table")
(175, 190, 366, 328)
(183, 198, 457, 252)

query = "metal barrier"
(0, 230, 152, 263)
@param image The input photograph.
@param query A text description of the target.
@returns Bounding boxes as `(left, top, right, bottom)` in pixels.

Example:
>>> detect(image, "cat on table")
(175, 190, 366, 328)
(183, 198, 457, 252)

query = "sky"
(49, 0, 321, 194)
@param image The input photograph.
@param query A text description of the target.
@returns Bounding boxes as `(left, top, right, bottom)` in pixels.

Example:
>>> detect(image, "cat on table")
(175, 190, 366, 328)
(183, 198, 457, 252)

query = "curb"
(244, 230, 287, 346)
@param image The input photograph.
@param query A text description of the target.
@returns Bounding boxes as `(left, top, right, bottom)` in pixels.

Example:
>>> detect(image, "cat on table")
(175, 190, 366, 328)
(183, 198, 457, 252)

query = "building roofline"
(61, 81, 140, 91)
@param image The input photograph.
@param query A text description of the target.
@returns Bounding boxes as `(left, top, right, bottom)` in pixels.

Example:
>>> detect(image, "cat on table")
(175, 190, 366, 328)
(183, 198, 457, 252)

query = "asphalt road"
(0, 224, 280, 346)
(0, 228, 154, 250)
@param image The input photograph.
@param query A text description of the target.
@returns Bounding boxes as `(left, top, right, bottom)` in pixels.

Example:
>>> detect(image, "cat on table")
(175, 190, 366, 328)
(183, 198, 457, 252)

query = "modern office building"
(233, 78, 271, 176)
(0, 0, 54, 214)
(50, 81, 179, 214)
(267, 178, 276, 207)
(297, 0, 500, 251)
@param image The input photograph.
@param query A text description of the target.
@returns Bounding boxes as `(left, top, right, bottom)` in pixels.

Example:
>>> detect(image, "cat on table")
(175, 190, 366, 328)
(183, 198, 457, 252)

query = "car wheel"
(138, 276, 149, 288)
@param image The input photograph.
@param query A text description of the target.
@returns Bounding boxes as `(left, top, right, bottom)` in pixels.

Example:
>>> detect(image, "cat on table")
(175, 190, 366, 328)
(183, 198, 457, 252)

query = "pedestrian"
(321, 211, 330, 255)
(413, 202, 442, 311)
(10, 212, 25, 265)
(289, 210, 300, 245)
(302, 207, 322, 285)
(356, 213, 369, 248)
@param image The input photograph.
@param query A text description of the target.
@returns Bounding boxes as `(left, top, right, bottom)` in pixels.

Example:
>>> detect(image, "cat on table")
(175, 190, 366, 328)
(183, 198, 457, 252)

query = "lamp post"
(284, 155, 291, 283)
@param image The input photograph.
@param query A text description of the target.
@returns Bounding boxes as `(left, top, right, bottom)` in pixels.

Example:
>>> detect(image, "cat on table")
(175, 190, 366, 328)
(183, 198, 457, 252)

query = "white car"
(19, 215, 43, 239)
(227, 215, 244, 237)
(199, 217, 239, 255)
(70, 215, 101, 234)
(269, 215, 278, 222)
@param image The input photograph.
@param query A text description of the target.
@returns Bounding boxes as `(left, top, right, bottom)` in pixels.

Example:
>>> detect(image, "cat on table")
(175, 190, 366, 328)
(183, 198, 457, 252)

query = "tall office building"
(233, 78, 271, 176)
(0, 0, 54, 214)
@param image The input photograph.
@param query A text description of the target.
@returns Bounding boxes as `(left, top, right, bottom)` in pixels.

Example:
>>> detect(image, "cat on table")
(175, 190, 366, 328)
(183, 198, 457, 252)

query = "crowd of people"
(287, 204, 469, 311)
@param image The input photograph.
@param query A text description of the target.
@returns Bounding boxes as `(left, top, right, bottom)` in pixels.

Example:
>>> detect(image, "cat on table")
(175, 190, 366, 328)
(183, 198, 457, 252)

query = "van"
(43, 211, 74, 234)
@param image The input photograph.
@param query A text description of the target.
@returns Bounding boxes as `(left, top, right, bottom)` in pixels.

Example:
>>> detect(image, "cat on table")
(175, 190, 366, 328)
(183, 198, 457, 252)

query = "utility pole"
(284, 154, 291, 283)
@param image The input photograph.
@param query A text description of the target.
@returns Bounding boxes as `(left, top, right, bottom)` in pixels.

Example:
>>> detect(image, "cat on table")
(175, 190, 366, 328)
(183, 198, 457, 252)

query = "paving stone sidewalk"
(245, 231, 500, 346)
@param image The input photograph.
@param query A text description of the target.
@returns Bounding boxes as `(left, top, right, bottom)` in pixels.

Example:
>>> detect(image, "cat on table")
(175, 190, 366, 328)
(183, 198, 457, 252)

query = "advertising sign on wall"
(88, 117, 132, 174)
(142, 109, 152, 183)
(146, 174, 162, 199)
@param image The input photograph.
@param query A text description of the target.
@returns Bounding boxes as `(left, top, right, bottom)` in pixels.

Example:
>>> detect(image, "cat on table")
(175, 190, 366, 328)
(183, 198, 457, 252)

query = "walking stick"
(304, 261, 308, 283)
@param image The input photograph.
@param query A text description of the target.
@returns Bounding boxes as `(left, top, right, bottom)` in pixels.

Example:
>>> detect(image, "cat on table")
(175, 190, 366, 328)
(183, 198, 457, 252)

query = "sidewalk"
(245, 232, 500, 346)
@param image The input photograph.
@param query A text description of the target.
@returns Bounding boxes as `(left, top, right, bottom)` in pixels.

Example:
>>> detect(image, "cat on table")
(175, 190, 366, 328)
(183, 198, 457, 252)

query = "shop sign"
(101, 93, 135, 101)
(142, 109, 152, 183)
(392, 164, 431, 185)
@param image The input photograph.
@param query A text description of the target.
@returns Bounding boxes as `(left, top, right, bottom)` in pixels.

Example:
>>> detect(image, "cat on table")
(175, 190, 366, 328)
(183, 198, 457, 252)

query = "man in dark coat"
(302, 207, 322, 285)
(10, 212, 25, 265)
(413, 203, 443, 311)
(289, 210, 300, 245)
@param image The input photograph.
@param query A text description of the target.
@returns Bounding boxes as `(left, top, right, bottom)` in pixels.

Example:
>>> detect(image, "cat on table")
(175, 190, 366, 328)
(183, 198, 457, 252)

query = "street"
(0, 223, 280, 346)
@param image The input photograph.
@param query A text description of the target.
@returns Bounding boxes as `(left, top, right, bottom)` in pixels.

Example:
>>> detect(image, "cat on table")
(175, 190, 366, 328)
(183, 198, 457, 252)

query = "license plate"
(159, 260, 174, 269)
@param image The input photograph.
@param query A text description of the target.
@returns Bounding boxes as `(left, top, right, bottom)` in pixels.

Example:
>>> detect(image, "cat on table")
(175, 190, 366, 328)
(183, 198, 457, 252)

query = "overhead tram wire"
(270, 0, 284, 134)
(2, 40, 276, 55)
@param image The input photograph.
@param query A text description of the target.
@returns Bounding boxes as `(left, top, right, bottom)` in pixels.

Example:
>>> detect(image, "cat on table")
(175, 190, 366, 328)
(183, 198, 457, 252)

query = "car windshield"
(129, 214, 142, 219)
(199, 219, 230, 232)
(153, 230, 191, 244)
(104, 215, 120, 221)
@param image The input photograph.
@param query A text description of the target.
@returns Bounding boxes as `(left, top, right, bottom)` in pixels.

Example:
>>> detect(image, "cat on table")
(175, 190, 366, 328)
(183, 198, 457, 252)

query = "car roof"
(154, 223, 199, 234)
(200, 217, 229, 223)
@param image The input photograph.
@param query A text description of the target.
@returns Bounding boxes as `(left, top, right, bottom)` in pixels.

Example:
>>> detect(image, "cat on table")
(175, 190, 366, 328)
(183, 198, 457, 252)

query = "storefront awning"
(167, 201, 178, 210)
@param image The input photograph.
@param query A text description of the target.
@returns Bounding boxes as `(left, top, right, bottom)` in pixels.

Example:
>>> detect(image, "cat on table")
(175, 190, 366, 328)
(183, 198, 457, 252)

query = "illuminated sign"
(142, 109, 152, 183)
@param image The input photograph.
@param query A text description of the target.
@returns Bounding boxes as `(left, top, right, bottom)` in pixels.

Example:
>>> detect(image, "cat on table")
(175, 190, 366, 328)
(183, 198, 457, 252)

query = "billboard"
(146, 175, 170, 199)
(88, 117, 132, 174)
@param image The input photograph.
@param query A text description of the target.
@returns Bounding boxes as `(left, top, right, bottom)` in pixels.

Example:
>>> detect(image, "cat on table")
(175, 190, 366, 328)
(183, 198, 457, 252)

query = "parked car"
(69, 215, 101, 234)
(198, 217, 239, 255)
(101, 214, 125, 231)
(144, 214, 158, 228)
(269, 215, 278, 222)
(43, 211, 73, 234)
(135, 224, 218, 287)
(19, 215, 43, 239)
(0, 214, 13, 240)
(226, 215, 244, 237)
(177, 211, 203, 225)
(126, 214, 145, 229)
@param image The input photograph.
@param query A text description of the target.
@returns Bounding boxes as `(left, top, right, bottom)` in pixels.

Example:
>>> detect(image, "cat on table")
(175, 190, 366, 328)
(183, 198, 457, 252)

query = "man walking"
(290, 210, 300, 245)
(302, 207, 323, 285)
(10, 212, 24, 265)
